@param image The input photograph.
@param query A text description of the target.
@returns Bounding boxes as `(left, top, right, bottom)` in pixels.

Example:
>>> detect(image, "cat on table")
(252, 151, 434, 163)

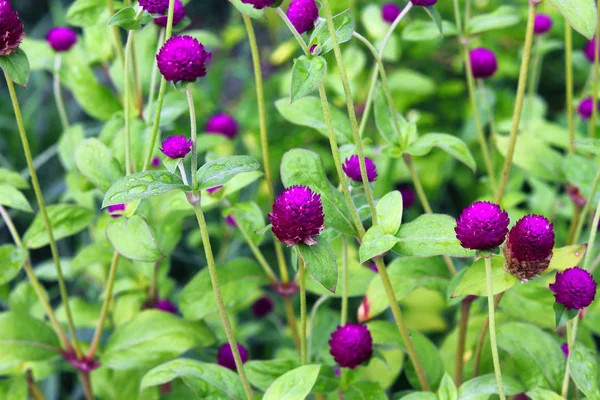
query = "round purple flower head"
(410, 0, 437, 5)
(151, 156, 161, 168)
(46, 27, 77, 52)
(329, 323, 373, 369)
(398, 184, 416, 209)
(206, 113, 239, 139)
(585, 40, 600, 63)
(455, 201, 509, 250)
(0, 1, 24, 56)
(469, 48, 498, 79)
(342, 155, 378, 183)
(217, 343, 248, 370)
(155, 299, 178, 314)
(578, 97, 598, 120)
(160, 135, 193, 159)
(240, 0, 276, 10)
(156, 36, 211, 83)
(139, 0, 169, 14)
(252, 295, 274, 318)
(381, 3, 401, 24)
(503, 215, 555, 281)
(561, 343, 569, 358)
(107, 203, 126, 218)
(533, 14, 553, 35)
(287, 0, 319, 35)
(154, 0, 185, 27)
(269, 185, 324, 246)
(550, 267, 597, 310)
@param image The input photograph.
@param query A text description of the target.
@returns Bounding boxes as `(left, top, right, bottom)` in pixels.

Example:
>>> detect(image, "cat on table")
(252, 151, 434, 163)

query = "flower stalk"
(484, 256, 505, 400)
(299, 255, 308, 365)
(589, 0, 600, 139)
(566, 25, 575, 151)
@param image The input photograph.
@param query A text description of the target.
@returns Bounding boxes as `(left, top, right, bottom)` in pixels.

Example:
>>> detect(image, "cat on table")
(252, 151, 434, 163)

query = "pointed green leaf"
(263, 365, 320, 400)
(308, 10, 355, 54)
(359, 226, 400, 264)
(0, 168, 28, 189)
(0, 245, 27, 286)
(297, 237, 338, 293)
(290, 56, 327, 103)
(197, 155, 261, 190)
(0, 48, 30, 87)
(569, 344, 600, 399)
(452, 256, 518, 297)
(549, 0, 598, 39)
(376, 190, 403, 235)
(467, 6, 521, 35)
(423, 6, 444, 37)
(23, 204, 95, 249)
(75, 138, 123, 192)
(406, 133, 476, 172)
(102, 171, 188, 207)
(0, 184, 31, 212)
(458, 374, 526, 399)
(106, 215, 165, 262)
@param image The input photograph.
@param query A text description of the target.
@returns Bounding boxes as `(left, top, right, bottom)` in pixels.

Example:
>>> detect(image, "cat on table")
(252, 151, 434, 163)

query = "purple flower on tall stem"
(46, 27, 77, 52)
(455, 201, 509, 250)
(381, 3, 401, 24)
(156, 36, 211, 83)
(107, 204, 126, 218)
(469, 48, 498, 79)
(160, 135, 192, 159)
(241, 0, 275, 9)
(578, 97, 598, 121)
(154, 0, 185, 27)
(139, 0, 169, 14)
(0, 0, 24, 56)
(206, 113, 239, 139)
(550, 267, 597, 310)
(252, 296, 274, 318)
(342, 155, 378, 182)
(155, 299, 178, 314)
(533, 14, 553, 35)
(269, 185, 324, 246)
(287, 0, 319, 34)
(503, 215, 555, 281)
(329, 323, 373, 369)
(217, 343, 248, 370)
(410, 0, 437, 5)
(585, 39, 600, 63)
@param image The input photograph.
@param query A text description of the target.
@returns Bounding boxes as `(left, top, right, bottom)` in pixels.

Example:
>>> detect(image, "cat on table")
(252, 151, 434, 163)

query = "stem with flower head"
(455, 298, 471, 386)
(484, 256, 505, 399)
(565, 25, 575, 152)
(53, 54, 70, 134)
(146, 28, 165, 123)
(590, 0, 600, 139)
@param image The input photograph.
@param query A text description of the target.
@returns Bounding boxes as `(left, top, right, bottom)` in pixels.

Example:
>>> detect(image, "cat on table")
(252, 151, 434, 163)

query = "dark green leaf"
(0, 48, 30, 87)
(467, 6, 521, 34)
(0, 184, 32, 212)
(308, 10, 355, 54)
(108, 7, 144, 30)
(106, 215, 165, 262)
(458, 374, 526, 399)
(297, 237, 338, 293)
(0, 245, 27, 286)
(452, 256, 518, 297)
(290, 56, 327, 103)
(406, 133, 476, 172)
(553, 302, 579, 328)
(66, 0, 106, 26)
(23, 204, 95, 249)
(423, 6, 444, 37)
(569, 344, 600, 399)
(549, 0, 597, 39)
(359, 226, 400, 264)
(263, 365, 320, 400)
(75, 138, 123, 192)
(0, 168, 28, 189)
(196, 155, 261, 190)
(102, 171, 188, 207)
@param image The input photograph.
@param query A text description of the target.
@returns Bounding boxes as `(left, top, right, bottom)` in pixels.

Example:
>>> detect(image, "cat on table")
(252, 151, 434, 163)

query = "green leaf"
(500, 283, 556, 329)
(376, 190, 403, 235)
(374, 84, 406, 146)
(553, 302, 579, 328)
(102, 310, 216, 370)
(263, 365, 320, 400)
(106, 215, 164, 262)
(0, 245, 27, 286)
(406, 133, 476, 172)
(437, 373, 458, 400)
(0, 168, 28, 189)
(452, 256, 518, 297)
(574, 137, 600, 155)
(0, 48, 30, 87)
(458, 374, 526, 399)
(290, 56, 327, 103)
(495, 134, 564, 182)
(393, 214, 475, 258)
(66, 0, 106, 26)
(108, 7, 144, 30)
(525, 389, 564, 400)
(564, 153, 597, 200)
(196, 155, 261, 190)
(547, 244, 586, 272)
(308, 10, 355, 54)
(423, 6, 444, 37)
(140, 358, 245, 399)
(569, 344, 600, 399)
(359, 226, 400, 264)
(75, 138, 123, 193)
(297, 237, 338, 293)
(0, 312, 60, 369)
(229, 0, 265, 19)
(0, 184, 31, 212)
(467, 6, 521, 34)
(186, 30, 223, 48)
(405, 331, 445, 390)
(0, 376, 27, 400)
(58, 125, 85, 171)
(344, 382, 387, 400)
(549, 0, 598, 39)
(23, 204, 95, 249)
(163, 157, 182, 174)
(102, 171, 188, 207)
(403, 20, 458, 41)
(275, 97, 352, 144)
(225, 202, 265, 245)
(246, 359, 299, 392)
(180, 258, 268, 320)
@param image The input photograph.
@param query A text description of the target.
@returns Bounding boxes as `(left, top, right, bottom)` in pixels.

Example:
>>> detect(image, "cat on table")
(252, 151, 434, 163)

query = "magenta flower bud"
(503, 215, 555, 281)
(585, 40, 599, 63)
(151, 156, 161, 168)
(455, 201, 509, 251)
(469, 48, 498, 79)
(107, 203, 126, 218)
(139, 0, 169, 14)
(533, 14, 553, 35)
(225, 215, 237, 228)
(217, 343, 248, 370)
(328, 323, 373, 369)
(410, 0, 437, 5)
(46, 27, 77, 52)
(160, 135, 192, 159)
(381, 3, 401, 24)
(0, 1, 24, 56)
(156, 36, 212, 83)
(155, 299, 178, 314)
(154, 0, 185, 27)
(550, 267, 597, 310)
(240, 0, 276, 9)
(287, 0, 319, 35)
(342, 155, 378, 183)
(252, 295, 274, 318)
(398, 184, 416, 209)
(206, 113, 239, 139)
(578, 97, 598, 120)
(561, 343, 569, 358)
(269, 185, 324, 246)
(206, 186, 223, 194)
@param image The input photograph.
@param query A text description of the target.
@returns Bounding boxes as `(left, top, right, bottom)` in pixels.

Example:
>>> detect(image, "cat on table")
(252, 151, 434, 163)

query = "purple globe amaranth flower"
(410, 0, 437, 5)
(381, 3, 401, 24)
(225, 215, 237, 228)
(585, 39, 600, 63)
(252, 296, 274, 318)
(561, 343, 569, 358)
(329, 323, 373, 369)
(503, 215, 555, 281)
(550, 267, 597, 310)
(398, 184, 416, 209)
(154, 0, 185, 27)
(217, 343, 248, 370)
(156, 36, 211, 83)
(46, 27, 77, 52)
(455, 201, 509, 250)
(155, 299, 178, 314)
(139, 0, 169, 14)
(533, 14, 553, 35)
(342, 155, 378, 183)
(0, 1, 24, 56)
(107, 203, 126, 218)
(469, 48, 498, 79)
(160, 135, 192, 159)
(578, 97, 598, 121)
(269, 185, 324, 246)
(287, 0, 319, 35)
(206, 113, 239, 139)
(241, 0, 276, 9)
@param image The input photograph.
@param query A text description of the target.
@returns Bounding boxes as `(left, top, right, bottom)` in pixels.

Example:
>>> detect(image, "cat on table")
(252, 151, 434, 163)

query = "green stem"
(583, 192, 600, 271)
(562, 316, 580, 398)
(484, 256, 505, 400)
(53, 54, 70, 134)
(192, 206, 254, 399)
(186, 84, 198, 188)
(526, 36, 542, 128)
(589, 0, 600, 139)
(283, 296, 301, 351)
(574, 169, 600, 244)
(299, 256, 307, 365)
(26, 370, 47, 400)
(236, 217, 278, 283)
(477, 78, 498, 148)
(452, 0, 463, 39)
(4, 72, 82, 356)
(131, 34, 143, 116)
(473, 292, 504, 377)
(455, 299, 471, 386)
(341, 236, 348, 326)
(80, 372, 93, 400)
(308, 295, 330, 361)
(494, 2, 537, 204)
(88, 252, 121, 360)
(124, 29, 135, 175)
(566, 24, 575, 152)
(146, 28, 165, 124)
(106, 0, 124, 63)
(404, 154, 432, 213)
